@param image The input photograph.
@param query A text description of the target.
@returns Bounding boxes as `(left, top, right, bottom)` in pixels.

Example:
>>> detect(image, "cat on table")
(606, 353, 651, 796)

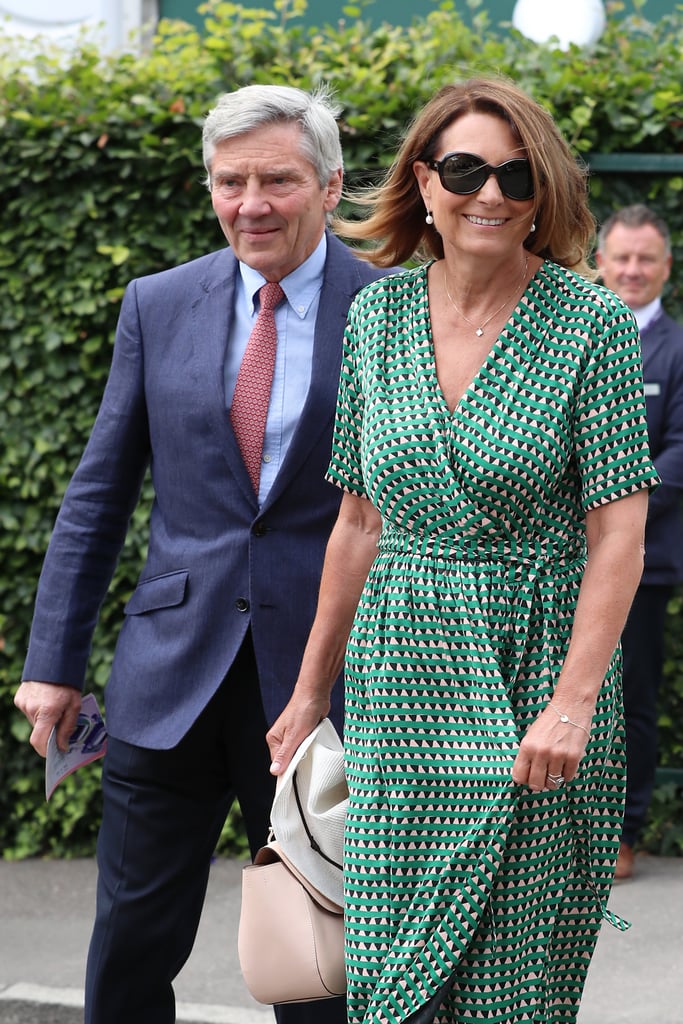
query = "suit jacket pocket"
(124, 569, 189, 615)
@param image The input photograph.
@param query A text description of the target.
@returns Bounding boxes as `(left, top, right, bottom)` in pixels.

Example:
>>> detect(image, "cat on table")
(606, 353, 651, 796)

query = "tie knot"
(258, 281, 285, 312)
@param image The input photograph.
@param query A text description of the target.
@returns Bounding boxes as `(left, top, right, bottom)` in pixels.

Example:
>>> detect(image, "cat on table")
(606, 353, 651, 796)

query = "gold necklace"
(443, 255, 529, 337)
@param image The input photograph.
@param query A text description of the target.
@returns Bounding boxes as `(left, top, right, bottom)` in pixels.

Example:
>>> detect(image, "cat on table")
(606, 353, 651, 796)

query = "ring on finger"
(546, 772, 565, 787)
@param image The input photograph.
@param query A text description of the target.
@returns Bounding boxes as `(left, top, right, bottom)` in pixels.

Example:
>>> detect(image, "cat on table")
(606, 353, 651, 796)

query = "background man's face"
(597, 223, 672, 310)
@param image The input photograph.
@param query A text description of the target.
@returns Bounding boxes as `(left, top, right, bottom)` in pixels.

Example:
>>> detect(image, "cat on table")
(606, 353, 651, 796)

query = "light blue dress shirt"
(226, 233, 327, 506)
(633, 296, 662, 332)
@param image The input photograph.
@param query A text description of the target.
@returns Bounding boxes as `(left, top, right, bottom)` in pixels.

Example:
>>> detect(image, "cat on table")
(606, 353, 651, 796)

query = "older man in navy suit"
(597, 204, 683, 880)
(15, 85, 388, 1024)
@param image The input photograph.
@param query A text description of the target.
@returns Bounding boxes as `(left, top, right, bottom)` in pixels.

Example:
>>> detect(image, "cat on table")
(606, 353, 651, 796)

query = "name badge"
(644, 382, 661, 397)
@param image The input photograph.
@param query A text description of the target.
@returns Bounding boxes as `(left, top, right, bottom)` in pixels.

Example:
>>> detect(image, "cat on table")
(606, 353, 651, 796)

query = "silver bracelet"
(548, 701, 591, 737)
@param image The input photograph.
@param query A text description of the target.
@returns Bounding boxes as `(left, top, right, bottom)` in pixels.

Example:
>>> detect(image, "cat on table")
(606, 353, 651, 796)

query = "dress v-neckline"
(418, 261, 541, 419)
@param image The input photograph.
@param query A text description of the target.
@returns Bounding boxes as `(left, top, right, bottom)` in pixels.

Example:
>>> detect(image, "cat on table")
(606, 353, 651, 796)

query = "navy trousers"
(85, 633, 347, 1024)
(620, 584, 673, 846)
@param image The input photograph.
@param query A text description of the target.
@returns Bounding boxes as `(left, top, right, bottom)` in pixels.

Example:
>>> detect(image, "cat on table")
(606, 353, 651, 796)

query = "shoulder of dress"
(354, 264, 424, 301)
(539, 261, 633, 322)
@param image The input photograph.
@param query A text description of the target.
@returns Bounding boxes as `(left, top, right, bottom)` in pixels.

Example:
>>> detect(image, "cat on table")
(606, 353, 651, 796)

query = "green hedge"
(1, 0, 682, 859)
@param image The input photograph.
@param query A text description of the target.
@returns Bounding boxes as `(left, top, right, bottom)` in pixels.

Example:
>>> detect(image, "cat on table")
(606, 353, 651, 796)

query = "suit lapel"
(263, 235, 362, 508)
(190, 250, 258, 501)
(639, 314, 674, 387)
(191, 236, 376, 511)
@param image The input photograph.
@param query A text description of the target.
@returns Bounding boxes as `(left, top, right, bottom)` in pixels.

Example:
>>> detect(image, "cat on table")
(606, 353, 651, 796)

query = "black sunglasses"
(426, 151, 535, 201)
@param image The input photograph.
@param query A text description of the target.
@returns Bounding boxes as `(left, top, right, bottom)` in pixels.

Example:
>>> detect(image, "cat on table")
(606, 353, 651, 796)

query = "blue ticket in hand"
(45, 693, 107, 800)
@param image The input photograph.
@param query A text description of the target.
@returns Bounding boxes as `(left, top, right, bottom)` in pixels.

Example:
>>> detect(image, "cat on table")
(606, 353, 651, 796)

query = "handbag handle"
(292, 769, 343, 871)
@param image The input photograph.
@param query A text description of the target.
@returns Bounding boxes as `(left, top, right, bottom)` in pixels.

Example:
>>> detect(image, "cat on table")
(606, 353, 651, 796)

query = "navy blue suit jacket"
(639, 309, 683, 585)
(22, 232, 386, 748)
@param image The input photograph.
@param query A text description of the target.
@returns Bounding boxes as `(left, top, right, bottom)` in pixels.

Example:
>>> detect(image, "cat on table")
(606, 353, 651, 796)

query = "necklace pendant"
(475, 327, 484, 337)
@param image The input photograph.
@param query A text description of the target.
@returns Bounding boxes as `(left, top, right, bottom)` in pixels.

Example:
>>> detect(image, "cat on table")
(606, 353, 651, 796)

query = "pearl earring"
(530, 221, 536, 232)
(425, 211, 434, 225)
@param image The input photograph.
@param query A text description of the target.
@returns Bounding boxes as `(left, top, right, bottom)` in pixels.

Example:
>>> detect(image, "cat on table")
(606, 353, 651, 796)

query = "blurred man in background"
(597, 204, 683, 880)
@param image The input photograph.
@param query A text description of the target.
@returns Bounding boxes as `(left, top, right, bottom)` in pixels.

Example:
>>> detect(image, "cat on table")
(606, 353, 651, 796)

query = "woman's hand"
(512, 699, 593, 792)
(267, 695, 331, 776)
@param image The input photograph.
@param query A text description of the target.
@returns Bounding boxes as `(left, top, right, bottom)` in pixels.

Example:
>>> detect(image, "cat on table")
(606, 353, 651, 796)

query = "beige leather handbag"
(238, 839, 345, 1004)
(238, 720, 348, 1004)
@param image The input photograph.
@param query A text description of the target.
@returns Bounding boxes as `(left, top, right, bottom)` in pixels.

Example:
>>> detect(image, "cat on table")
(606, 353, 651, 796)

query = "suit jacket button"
(235, 598, 249, 612)
(252, 521, 267, 537)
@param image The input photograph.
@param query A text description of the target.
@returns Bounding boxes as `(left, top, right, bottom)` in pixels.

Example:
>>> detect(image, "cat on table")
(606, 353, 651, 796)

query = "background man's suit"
(621, 308, 683, 845)
(22, 230, 385, 1023)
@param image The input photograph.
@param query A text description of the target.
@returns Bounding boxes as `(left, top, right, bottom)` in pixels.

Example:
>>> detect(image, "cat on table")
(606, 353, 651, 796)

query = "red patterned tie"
(231, 281, 285, 492)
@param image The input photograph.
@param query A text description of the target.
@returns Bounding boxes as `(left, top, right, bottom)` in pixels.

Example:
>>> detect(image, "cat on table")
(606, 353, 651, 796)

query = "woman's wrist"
(292, 677, 336, 708)
(547, 700, 592, 737)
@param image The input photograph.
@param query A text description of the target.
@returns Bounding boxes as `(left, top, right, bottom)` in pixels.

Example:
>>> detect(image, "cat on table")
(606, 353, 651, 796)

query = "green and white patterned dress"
(327, 261, 658, 1024)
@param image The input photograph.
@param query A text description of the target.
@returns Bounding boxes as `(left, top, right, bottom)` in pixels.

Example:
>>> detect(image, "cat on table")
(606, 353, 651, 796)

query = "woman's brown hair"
(334, 76, 595, 274)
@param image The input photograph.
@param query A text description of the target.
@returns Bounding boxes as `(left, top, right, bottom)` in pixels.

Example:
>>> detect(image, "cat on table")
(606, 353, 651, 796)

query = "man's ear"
(324, 168, 343, 212)
(594, 250, 604, 278)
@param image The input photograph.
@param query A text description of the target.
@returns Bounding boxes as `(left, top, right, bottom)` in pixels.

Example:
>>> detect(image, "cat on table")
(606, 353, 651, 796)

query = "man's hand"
(14, 681, 83, 758)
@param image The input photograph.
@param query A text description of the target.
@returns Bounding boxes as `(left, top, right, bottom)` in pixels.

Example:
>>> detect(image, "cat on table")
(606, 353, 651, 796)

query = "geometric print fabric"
(327, 261, 659, 1024)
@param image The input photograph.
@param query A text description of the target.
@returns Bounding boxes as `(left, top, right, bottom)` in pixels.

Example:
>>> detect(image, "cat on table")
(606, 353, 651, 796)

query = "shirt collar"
(632, 296, 663, 332)
(238, 233, 327, 320)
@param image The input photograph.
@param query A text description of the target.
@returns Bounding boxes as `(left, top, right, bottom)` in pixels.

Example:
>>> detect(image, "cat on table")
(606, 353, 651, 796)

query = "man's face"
(209, 121, 342, 282)
(596, 222, 672, 310)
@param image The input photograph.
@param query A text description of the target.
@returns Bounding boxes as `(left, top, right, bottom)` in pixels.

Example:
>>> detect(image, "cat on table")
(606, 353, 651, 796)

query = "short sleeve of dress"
(326, 294, 367, 497)
(575, 300, 660, 510)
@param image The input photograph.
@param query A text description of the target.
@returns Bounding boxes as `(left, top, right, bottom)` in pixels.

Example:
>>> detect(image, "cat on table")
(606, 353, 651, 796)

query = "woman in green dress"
(267, 78, 658, 1024)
